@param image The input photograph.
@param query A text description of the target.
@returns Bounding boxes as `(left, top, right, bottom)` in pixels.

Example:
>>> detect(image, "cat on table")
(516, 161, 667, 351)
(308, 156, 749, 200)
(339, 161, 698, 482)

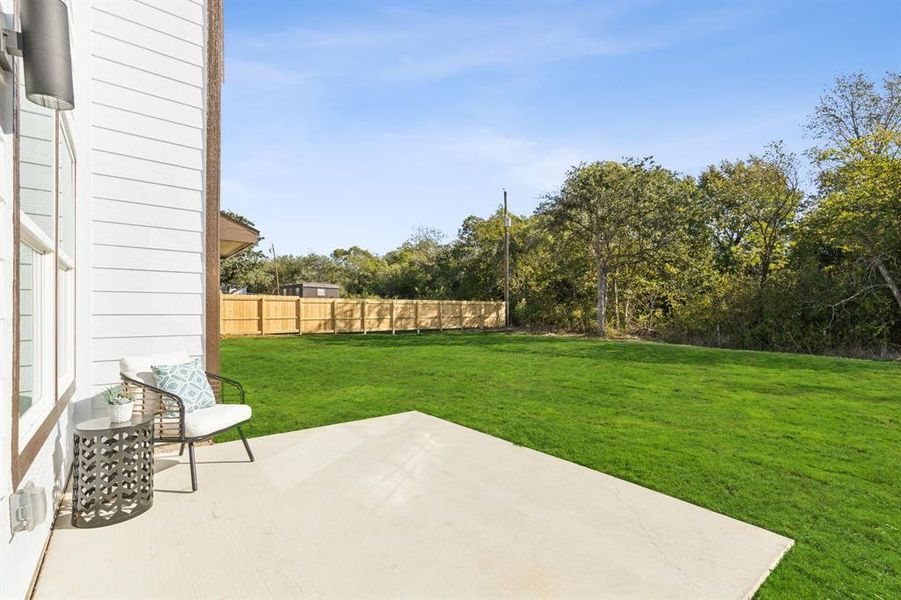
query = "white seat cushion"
(184, 403, 252, 438)
(120, 350, 192, 387)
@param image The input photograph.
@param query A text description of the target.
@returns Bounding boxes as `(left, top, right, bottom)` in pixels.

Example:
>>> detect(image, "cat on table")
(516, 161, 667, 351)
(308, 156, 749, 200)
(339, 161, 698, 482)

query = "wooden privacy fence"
(221, 295, 506, 336)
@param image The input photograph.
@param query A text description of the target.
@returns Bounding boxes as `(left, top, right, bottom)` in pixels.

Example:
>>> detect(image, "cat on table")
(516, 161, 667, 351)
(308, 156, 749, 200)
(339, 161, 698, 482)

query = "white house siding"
(0, 3, 18, 595)
(89, 0, 207, 390)
(0, 2, 209, 598)
(0, 3, 84, 597)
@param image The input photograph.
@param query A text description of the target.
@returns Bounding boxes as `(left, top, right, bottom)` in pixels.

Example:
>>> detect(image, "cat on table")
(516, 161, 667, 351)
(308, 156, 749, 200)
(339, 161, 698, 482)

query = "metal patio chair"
(120, 353, 254, 492)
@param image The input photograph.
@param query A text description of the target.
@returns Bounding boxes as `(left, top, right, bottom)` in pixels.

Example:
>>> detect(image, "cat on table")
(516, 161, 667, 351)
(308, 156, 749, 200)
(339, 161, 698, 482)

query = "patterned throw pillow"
(151, 357, 216, 413)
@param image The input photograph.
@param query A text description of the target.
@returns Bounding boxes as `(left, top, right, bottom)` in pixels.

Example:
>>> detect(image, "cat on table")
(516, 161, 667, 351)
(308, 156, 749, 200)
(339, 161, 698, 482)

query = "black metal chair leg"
(179, 443, 185, 456)
(238, 426, 255, 462)
(188, 442, 198, 492)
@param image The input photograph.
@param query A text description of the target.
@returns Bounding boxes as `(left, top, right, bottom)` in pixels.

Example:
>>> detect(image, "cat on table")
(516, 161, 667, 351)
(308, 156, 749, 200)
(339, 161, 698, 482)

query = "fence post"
(415, 301, 420, 333)
(479, 302, 485, 330)
(391, 300, 396, 334)
(296, 297, 303, 335)
(258, 297, 266, 335)
(361, 300, 367, 334)
(459, 301, 464, 329)
(438, 302, 443, 331)
(332, 300, 338, 334)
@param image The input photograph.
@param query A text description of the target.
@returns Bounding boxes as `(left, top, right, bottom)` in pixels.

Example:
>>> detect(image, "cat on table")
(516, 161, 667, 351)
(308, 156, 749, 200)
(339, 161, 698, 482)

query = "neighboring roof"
(219, 212, 260, 258)
(281, 282, 340, 289)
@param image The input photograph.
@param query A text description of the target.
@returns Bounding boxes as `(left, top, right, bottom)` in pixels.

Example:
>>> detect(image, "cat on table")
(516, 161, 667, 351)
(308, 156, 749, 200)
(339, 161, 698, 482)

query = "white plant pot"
(109, 401, 135, 423)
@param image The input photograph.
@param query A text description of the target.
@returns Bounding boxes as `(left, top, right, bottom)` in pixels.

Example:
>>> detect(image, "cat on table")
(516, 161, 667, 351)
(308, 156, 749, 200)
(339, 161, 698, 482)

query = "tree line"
(223, 73, 900, 357)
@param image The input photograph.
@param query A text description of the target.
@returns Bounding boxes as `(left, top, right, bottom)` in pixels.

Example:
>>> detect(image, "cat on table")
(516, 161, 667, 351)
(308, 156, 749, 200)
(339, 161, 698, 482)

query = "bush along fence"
(221, 295, 506, 336)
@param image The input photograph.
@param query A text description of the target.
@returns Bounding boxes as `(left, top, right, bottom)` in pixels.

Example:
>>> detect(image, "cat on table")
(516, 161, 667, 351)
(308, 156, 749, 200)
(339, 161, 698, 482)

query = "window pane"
(19, 243, 41, 416)
(57, 124, 75, 385)
(57, 267, 68, 376)
(19, 104, 55, 240)
(58, 126, 74, 259)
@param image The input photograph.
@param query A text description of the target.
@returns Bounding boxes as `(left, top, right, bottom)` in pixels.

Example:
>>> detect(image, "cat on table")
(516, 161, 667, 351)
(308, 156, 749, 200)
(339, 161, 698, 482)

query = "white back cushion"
(120, 350, 192, 387)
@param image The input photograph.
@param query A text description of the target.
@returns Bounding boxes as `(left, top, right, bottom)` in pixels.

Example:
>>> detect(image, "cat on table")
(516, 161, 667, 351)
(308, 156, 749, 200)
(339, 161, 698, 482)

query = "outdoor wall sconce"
(1, 0, 75, 110)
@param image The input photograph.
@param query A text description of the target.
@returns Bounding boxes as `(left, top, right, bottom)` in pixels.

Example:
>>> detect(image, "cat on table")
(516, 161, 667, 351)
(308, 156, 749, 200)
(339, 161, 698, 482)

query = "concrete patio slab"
(34, 411, 792, 599)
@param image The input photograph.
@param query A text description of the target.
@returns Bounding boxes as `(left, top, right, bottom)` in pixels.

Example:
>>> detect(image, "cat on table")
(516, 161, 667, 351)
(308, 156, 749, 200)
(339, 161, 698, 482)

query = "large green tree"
(699, 142, 805, 287)
(330, 246, 384, 297)
(810, 132, 901, 310)
(382, 227, 448, 298)
(538, 159, 696, 335)
(808, 73, 901, 313)
(807, 72, 900, 163)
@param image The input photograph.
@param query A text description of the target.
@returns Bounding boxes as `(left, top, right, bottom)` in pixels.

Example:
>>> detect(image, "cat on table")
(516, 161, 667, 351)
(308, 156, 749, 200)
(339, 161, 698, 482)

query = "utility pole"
(271, 243, 281, 294)
(503, 189, 510, 328)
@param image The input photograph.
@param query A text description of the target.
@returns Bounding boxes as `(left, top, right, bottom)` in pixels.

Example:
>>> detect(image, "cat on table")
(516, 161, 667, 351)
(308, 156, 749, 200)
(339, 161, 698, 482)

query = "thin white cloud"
(233, 2, 775, 85)
(248, 27, 414, 51)
(220, 1, 798, 255)
(653, 112, 806, 155)
(221, 125, 582, 253)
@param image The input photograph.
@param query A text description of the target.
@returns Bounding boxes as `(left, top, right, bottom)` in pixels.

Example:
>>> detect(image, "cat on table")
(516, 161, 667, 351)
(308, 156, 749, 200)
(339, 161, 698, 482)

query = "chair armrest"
(206, 372, 246, 404)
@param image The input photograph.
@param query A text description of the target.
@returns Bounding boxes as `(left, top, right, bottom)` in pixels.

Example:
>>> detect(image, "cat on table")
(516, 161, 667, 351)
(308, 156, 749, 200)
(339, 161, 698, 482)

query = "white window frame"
(17, 109, 77, 448)
(17, 213, 56, 447)
(17, 86, 57, 445)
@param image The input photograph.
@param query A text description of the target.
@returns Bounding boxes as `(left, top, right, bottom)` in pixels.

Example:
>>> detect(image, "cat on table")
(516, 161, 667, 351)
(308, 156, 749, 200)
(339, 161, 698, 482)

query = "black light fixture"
(1, 0, 75, 110)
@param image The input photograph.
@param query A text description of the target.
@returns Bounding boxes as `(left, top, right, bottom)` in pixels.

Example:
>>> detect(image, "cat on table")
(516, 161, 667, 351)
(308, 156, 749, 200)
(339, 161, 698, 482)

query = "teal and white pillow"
(152, 357, 216, 413)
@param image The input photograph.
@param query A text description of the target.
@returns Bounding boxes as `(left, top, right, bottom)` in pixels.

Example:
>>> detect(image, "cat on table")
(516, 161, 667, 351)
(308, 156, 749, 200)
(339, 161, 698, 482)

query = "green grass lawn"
(220, 332, 900, 598)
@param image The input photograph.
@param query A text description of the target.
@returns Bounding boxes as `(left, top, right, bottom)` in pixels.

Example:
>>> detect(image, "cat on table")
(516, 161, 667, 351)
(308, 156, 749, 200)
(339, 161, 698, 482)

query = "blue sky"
(220, 0, 900, 255)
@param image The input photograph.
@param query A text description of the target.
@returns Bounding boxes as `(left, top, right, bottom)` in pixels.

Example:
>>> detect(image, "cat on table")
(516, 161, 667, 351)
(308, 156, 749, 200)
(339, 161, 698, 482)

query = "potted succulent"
(102, 385, 135, 423)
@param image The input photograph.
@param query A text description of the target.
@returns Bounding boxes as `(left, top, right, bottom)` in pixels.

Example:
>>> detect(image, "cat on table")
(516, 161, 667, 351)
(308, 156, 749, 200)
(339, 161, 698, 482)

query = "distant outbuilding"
(280, 282, 340, 298)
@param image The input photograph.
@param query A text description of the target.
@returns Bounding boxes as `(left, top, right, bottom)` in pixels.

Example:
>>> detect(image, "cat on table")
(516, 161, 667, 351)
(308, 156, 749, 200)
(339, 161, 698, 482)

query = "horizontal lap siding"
(92, 175, 201, 211)
(93, 245, 202, 273)
(91, 198, 202, 232)
(93, 128, 202, 166)
(92, 269, 203, 294)
(93, 291, 203, 315)
(90, 0, 206, 391)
